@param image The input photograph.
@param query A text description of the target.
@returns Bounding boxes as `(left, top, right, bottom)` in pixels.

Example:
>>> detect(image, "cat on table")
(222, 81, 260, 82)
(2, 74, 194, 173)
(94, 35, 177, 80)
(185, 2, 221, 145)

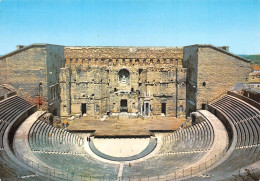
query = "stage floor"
(67, 116, 186, 136)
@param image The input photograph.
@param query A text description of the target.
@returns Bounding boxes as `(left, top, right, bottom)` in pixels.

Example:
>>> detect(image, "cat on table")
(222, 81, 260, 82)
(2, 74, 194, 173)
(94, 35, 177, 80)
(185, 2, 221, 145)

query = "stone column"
(144, 102, 146, 116)
(140, 102, 143, 115)
(148, 102, 150, 117)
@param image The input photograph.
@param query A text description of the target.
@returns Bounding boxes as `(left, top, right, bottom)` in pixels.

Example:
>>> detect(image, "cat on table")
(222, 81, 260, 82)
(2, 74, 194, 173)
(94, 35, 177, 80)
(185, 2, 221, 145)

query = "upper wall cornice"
(184, 44, 250, 63)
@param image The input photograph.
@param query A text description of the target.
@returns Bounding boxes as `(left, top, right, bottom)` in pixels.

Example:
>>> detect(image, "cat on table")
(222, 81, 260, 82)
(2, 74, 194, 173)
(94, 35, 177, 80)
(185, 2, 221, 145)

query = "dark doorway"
(145, 103, 149, 116)
(52, 108, 57, 116)
(192, 114, 196, 124)
(202, 104, 206, 110)
(81, 103, 86, 115)
(161, 103, 166, 115)
(120, 99, 128, 112)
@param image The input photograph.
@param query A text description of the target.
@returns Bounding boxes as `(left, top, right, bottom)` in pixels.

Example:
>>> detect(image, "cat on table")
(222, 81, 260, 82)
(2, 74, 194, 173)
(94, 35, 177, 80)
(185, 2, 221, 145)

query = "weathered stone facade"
(61, 47, 185, 119)
(0, 44, 251, 119)
(0, 44, 65, 115)
(183, 45, 250, 115)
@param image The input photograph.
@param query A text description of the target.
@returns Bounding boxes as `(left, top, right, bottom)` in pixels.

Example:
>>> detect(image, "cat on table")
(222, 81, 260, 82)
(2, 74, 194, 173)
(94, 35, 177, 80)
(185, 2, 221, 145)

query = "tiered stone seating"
(0, 150, 44, 180)
(191, 94, 260, 180)
(1, 90, 259, 180)
(122, 119, 216, 178)
(32, 151, 120, 179)
(0, 95, 44, 180)
(24, 113, 120, 180)
(122, 152, 206, 178)
(29, 118, 84, 153)
(0, 96, 33, 148)
(161, 120, 214, 153)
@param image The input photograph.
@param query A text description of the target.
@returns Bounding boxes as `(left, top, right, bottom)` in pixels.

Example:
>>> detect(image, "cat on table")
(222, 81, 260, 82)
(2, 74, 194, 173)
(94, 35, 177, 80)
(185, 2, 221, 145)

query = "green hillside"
(239, 55, 260, 65)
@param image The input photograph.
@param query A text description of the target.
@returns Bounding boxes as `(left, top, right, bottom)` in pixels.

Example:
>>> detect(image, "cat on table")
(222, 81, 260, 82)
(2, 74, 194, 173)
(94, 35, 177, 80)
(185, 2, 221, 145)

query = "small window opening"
(179, 106, 183, 112)
(96, 105, 100, 112)
(161, 103, 166, 115)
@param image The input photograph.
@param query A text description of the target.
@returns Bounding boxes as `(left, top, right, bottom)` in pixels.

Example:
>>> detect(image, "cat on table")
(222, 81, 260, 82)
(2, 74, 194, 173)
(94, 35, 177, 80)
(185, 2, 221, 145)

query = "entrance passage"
(161, 103, 166, 115)
(120, 99, 128, 112)
(145, 103, 149, 116)
(81, 103, 86, 115)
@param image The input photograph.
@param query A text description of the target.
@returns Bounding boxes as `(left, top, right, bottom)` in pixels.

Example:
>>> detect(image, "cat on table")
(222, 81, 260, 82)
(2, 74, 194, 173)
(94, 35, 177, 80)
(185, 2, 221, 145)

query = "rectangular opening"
(179, 106, 183, 112)
(81, 103, 86, 115)
(202, 104, 206, 110)
(120, 99, 128, 112)
(161, 103, 166, 115)
(192, 114, 196, 123)
(145, 103, 149, 116)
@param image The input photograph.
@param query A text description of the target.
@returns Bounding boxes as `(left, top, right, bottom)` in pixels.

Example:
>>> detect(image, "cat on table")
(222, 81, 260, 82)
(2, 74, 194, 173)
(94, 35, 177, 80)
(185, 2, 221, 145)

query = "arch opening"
(118, 69, 130, 84)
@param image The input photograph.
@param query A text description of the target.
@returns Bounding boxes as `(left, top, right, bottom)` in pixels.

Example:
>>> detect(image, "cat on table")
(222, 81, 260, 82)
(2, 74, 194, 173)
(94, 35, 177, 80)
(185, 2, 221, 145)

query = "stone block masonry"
(184, 45, 250, 115)
(61, 46, 185, 119)
(0, 44, 251, 119)
(0, 44, 65, 116)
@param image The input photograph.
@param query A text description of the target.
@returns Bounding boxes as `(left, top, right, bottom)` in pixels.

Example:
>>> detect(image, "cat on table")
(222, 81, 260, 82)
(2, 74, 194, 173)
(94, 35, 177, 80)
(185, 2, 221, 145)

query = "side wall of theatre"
(184, 45, 250, 115)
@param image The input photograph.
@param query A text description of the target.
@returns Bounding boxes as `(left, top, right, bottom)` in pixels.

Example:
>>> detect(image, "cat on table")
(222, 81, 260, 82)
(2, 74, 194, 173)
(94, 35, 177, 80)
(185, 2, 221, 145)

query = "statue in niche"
(121, 75, 127, 83)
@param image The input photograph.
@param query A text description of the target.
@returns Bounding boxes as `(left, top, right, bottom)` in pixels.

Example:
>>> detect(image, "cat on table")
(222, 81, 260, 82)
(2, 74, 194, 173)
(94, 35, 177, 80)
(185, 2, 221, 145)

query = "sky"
(0, 0, 259, 55)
